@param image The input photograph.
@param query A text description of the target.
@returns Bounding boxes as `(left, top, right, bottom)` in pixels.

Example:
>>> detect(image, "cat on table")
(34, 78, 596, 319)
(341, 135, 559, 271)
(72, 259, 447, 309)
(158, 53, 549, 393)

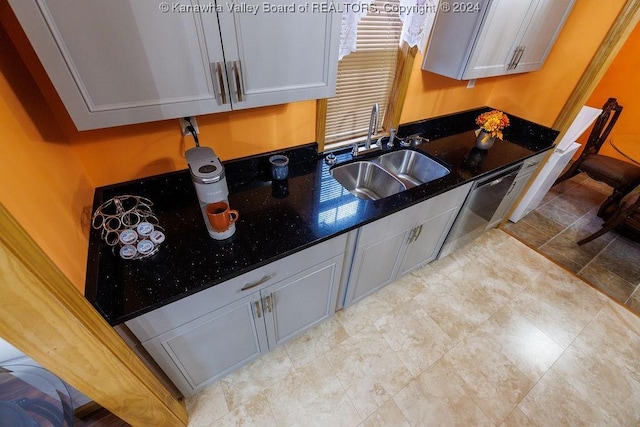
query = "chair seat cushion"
(581, 154, 640, 189)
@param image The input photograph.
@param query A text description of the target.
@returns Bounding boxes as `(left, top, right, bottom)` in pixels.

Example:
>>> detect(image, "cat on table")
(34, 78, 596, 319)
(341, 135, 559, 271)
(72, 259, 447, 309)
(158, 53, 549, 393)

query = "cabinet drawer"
(127, 234, 347, 341)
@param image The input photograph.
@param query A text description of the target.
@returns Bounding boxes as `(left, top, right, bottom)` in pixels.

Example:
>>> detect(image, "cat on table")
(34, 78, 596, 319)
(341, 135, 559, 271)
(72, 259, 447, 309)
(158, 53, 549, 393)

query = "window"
(323, 0, 404, 149)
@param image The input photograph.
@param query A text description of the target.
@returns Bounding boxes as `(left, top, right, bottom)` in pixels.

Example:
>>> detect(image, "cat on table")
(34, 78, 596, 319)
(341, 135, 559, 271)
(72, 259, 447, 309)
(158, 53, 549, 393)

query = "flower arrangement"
(475, 110, 510, 141)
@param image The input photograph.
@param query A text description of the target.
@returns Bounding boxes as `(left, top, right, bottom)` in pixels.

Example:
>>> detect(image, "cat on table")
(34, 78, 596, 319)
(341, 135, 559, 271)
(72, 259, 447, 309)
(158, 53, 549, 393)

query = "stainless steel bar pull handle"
(514, 46, 525, 69)
(232, 61, 243, 102)
(414, 224, 423, 241)
(408, 227, 417, 243)
(264, 295, 272, 313)
(254, 301, 262, 318)
(508, 48, 519, 70)
(241, 274, 275, 291)
(508, 46, 524, 70)
(215, 62, 228, 105)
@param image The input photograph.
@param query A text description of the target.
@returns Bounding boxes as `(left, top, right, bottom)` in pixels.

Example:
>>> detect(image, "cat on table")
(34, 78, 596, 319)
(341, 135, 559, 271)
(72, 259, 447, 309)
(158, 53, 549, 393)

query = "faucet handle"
(387, 128, 396, 149)
(401, 134, 429, 147)
(325, 153, 337, 165)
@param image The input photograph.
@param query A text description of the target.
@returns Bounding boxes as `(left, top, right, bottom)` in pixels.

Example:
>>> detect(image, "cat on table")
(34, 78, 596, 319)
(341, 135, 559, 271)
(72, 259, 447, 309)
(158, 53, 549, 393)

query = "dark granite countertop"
(84, 107, 558, 325)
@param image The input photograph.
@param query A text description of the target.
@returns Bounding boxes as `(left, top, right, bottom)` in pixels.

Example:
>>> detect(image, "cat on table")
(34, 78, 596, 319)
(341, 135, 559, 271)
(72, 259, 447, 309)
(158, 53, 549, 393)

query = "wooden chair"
(555, 97, 640, 217)
(578, 184, 640, 245)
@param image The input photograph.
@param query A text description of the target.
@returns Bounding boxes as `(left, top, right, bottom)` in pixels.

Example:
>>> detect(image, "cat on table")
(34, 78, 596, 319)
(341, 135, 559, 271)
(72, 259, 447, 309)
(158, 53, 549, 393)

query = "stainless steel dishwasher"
(439, 163, 522, 258)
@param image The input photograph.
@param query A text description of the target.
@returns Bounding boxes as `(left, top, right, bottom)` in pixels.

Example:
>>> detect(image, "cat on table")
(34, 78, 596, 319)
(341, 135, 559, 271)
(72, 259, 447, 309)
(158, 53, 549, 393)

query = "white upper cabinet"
(422, 0, 575, 80)
(8, 0, 340, 130)
(212, 0, 340, 109)
(512, 0, 576, 73)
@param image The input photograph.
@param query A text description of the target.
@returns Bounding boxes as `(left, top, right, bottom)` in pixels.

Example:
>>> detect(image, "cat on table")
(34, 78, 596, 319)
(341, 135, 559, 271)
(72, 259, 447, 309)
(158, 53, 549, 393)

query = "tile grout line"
(625, 283, 640, 305)
(575, 234, 639, 306)
(544, 302, 626, 424)
(534, 175, 607, 250)
(320, 352, 365, 425)
(428, 345, 498, 425)
(538, 204, 598, 251)
(577, 234, 618, 276)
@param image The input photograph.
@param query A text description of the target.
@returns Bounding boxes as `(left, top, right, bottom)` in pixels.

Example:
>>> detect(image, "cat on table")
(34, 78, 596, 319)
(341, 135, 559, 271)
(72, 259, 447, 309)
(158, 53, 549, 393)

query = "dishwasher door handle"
(486, 177, 507, 187)
(476, 167, 520, 189)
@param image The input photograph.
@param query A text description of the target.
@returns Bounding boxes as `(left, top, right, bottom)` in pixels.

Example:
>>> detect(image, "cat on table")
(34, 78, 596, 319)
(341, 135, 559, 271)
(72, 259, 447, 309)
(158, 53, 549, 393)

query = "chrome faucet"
(365, 103, 379, 149)
(352, 103, 380, 156)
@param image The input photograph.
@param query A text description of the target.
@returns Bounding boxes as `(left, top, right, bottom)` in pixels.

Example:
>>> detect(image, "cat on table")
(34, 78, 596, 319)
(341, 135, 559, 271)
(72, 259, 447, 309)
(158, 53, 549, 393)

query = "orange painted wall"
(0, 1, 316, 188)
(401, 0, 626, 129)
(400, 54, 498, 124)
(0, 25, 93, 292)
(67, 101, 316, 187)
(578, 20, 640, 162)
(74, 0, 624, 187)
(5, 0, 626, 188)
(486, 0, 626, 128)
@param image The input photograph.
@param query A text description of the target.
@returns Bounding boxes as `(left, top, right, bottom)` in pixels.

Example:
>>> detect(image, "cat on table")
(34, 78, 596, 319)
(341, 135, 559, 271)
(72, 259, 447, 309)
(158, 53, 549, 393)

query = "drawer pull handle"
(254, 301, 262, 318)
(241, 274, 275, 291)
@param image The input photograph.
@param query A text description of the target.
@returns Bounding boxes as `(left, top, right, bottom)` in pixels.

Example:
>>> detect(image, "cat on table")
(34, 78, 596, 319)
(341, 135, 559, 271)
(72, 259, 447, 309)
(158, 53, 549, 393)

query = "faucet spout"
(365, 103, 379, 150)
(352, 103, 380, 157)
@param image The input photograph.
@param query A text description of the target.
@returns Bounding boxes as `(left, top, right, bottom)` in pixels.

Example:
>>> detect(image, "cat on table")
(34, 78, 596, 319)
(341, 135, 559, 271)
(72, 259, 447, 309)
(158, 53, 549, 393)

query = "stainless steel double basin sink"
(330, 150, 450, 201)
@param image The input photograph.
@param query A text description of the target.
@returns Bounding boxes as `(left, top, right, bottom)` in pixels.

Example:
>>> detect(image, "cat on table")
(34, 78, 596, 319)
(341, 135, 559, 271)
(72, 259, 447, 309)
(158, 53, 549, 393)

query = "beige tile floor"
(186, 229, 640, 426)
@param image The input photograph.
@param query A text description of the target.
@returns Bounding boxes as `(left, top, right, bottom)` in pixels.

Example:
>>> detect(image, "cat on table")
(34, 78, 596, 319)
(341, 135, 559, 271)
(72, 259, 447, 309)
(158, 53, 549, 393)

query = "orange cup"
(206, 201, 239, 232)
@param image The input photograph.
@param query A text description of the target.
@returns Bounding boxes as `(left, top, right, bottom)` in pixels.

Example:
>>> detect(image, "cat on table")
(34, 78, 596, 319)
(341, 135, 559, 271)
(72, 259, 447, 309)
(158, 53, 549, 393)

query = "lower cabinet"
(396, 206, 465, 277)
(126, 235, 346, 397)
(125, 183, 475, 395)
(262, 259, 341, 347)
(344, 182, 473, 306)
(143, 293, 267, 393)
(343, 227, 407, 306)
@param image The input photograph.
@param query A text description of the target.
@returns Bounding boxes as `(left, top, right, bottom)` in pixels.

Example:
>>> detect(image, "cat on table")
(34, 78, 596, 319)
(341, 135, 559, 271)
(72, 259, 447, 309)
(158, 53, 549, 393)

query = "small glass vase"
(475, 130, 496, 150)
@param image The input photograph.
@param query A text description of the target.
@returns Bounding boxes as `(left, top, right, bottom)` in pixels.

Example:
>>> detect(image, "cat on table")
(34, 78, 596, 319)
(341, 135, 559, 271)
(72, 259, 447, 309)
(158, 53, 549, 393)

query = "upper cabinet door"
(9, 0, 341, 130)
(463, 0, 536, 79)
(9, 0, 228, 130)
(216, 0, 341, 110)
(510, 0, 575, 73)
(422, 0, 575, 80)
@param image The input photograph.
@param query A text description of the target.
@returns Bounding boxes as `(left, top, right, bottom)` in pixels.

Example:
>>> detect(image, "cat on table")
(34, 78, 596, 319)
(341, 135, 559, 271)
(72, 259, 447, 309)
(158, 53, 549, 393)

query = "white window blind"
(325, 0, 403, 147)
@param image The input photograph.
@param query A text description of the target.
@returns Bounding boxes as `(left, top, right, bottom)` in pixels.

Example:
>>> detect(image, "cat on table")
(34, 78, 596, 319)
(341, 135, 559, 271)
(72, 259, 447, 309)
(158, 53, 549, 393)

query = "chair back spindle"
(584, 97, 623, 155)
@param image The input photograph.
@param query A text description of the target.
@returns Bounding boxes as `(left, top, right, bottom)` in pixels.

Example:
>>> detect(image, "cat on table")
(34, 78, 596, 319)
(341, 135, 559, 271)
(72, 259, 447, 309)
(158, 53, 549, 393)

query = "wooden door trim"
(0, 202, 188, 426)
(316, 98, 328, 152)
(384, 43, 418, 131)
